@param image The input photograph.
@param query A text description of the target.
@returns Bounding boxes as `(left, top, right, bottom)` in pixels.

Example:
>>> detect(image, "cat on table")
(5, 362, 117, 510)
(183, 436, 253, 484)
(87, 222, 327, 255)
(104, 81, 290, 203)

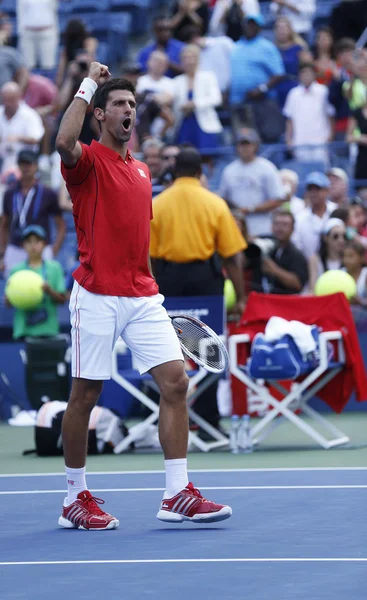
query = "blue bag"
(248, 328, 321, 381)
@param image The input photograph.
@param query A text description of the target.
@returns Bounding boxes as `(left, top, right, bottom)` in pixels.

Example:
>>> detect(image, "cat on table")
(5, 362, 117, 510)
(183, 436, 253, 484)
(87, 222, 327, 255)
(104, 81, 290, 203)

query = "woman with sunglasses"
(308, 217, 346, 293)
(342, 240, 367, 307)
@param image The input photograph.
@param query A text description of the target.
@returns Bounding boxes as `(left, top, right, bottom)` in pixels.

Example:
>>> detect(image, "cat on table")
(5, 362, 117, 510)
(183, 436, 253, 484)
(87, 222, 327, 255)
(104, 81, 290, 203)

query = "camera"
(245, 237, 277, 264)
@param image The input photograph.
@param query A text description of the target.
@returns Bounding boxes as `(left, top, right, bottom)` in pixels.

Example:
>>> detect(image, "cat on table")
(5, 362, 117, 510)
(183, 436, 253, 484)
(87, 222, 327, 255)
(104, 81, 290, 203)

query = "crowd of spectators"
(1, 0, 367, 337)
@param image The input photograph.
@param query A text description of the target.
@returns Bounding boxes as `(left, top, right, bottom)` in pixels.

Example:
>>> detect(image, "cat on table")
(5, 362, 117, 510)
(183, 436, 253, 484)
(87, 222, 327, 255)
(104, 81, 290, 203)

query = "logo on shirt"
(137, 168, 147, 179)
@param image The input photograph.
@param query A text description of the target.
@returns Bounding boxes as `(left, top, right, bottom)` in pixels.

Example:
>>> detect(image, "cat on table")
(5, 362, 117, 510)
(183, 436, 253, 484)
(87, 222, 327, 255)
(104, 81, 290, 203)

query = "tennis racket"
(170, 314, 229, 374)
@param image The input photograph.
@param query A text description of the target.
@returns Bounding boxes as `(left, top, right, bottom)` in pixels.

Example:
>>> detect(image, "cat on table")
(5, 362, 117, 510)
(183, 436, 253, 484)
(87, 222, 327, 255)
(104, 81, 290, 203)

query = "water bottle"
(239, 414, 253, 454)
(229, 415, 240, 454)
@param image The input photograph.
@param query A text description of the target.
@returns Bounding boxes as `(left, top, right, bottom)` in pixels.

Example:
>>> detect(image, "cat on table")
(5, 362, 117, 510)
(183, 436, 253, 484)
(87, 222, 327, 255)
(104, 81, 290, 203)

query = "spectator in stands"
(343, 49, 367, 112)
(279, 168, 305, 216)
(346, 96, 367, 189)
(0, 82, 45, 175)
(208, 0, 260, 42)
(249, 210, 309, 294)
(141, 138, 164, 185)
(284, 63, 335, 163)
(137, 16, 185, 78)
(0, 11, 13, 46)
(169, 0, 210, 41)
(17, 0, 59, 72)
(161, 143, 180, 169)
(180, 24, 234, 95)
(56, 53, 99, 146)
(0, 45, 28, 91)
(136, 51, 175, 141)
(292, 172, 338, 259)
(313, 26, 336, 86)
(229, 15, 285, 136)
(56, 19, 98, 87)
(330, 204, 367, 249)
(351, 196, 367, 242)
(329, 38, 355, 138)
(172, 44, 223, 152)
(150, 147, 247, 436)
(327, 167, 350, 206)
(343, 240, 367, 306)
(270, 0, 316, 40)
(274, 16, 307, 109)
(22, 71, 58, 170)
(6, 225, 66, 340)
(0, 150, 66, 275)
(308, 218, 346, 293)
(219, 128, 285, 236)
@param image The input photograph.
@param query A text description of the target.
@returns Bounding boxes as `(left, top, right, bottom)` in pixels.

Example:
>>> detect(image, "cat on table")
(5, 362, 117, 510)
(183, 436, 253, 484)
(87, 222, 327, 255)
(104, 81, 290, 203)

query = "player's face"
(101, 89, 136, 143)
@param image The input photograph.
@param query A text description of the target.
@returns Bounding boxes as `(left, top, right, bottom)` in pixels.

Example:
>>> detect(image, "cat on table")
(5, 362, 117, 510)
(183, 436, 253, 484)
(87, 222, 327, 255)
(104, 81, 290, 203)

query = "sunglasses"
(330, 233, 347, 240)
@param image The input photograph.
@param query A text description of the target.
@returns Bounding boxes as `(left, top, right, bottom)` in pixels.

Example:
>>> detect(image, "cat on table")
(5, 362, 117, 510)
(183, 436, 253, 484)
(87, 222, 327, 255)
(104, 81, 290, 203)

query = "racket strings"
(171, 317, 227, 372)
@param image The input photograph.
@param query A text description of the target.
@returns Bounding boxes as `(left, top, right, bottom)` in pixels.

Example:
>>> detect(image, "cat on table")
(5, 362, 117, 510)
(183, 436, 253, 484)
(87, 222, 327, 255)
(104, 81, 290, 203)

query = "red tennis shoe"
(157, 482, 232, 523)
(58, 490, 119, 530)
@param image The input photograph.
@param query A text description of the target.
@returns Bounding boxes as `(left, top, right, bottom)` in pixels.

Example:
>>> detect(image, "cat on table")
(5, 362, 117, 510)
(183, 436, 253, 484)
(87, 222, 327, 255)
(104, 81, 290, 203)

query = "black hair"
(179, 24, 202, 43)
(174, 148, 202, 178)
(63, 19, 89, 63)
(330, 207, 350, 224)
(314, 26, 336, 60)
(93, 78, 136, 112)
(335, 37, 356, 55)
(298, 62, 316, 74)
(272, 209, 295, 226)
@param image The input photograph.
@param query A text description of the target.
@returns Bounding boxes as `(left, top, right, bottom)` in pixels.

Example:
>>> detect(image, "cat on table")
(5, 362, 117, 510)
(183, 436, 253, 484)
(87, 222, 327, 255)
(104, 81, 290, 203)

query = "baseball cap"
(236, 128, 261, 145)
(305, 172, 331, 189)
(17, 150, 38, 165)
(245, 14, 265, 28)
(327, 167, 349, 184)
(22, 225, 47, 241)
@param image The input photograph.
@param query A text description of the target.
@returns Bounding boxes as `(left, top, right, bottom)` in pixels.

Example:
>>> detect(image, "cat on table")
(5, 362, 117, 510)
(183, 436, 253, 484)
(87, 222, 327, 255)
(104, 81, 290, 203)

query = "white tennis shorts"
(69, 282, 184, 380)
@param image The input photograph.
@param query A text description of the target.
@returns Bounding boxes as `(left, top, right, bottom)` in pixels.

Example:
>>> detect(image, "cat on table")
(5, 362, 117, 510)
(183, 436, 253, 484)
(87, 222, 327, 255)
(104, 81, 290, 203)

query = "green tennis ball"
(224, 279, 236, 310)
(314, 270, 357, 301)
(6, 269, 44, 310)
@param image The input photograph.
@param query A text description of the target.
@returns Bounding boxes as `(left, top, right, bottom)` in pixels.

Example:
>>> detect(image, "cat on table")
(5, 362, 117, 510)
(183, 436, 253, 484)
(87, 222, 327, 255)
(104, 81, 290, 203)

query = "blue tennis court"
(0, 468, 366, 599)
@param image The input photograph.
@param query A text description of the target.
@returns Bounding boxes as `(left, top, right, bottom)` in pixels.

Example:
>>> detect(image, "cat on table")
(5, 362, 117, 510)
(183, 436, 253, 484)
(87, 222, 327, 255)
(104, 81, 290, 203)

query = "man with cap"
(229, 15, 285, 113)
(327, 167, 350, 206)
(0, 149, 66, 276)
(6, 224, 66, 340)
(292, 172, 338, 259)
(218, 127, 286, 236)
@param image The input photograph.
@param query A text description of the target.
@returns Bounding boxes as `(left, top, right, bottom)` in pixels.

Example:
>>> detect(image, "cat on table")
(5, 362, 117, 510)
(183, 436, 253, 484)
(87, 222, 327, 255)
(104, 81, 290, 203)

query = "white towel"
(264, 316, 317, 357)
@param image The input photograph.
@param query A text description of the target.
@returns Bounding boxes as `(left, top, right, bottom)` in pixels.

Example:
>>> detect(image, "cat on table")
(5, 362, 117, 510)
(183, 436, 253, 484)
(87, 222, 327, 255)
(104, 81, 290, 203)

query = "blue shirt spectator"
(137, 17, 185, 78)
(230, 15, 285, 104)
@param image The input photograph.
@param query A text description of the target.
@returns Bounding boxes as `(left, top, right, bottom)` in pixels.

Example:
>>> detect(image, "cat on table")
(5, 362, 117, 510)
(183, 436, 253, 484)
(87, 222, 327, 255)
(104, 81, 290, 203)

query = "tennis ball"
(224, 279, 236, 311)
(314, 270, 357, 301)
(6, 270, 44, 310)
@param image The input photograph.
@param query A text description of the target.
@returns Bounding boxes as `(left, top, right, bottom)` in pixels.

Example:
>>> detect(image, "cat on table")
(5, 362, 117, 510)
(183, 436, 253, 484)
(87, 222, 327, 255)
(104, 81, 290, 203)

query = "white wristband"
(74, 77, 98, 104)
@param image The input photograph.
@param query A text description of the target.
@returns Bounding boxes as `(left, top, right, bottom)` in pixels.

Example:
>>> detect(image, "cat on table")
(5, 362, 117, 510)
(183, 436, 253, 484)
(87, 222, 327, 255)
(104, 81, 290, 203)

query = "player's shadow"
(151, 527, 228, 533)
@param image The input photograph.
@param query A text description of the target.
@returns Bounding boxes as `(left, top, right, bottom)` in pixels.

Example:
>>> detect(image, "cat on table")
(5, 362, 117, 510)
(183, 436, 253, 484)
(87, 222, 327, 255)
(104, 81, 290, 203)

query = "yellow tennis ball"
(224, 279, 236, 310)
(314, 270, 357, 301)
(6, 270, 44, 310)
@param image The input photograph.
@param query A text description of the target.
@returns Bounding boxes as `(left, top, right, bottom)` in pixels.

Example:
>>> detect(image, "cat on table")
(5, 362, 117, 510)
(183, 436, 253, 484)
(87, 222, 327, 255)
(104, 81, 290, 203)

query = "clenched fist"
(88, 62, 111, 83)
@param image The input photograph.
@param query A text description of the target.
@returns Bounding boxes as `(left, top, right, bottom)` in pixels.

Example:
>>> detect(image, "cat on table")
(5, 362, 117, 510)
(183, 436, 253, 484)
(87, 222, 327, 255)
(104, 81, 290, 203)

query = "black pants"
(155, 258, 224, 429)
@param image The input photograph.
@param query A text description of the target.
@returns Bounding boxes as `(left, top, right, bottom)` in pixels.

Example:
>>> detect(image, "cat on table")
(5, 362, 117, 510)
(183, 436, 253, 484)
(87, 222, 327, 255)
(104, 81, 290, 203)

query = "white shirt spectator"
(283, 81, 335, 162)
(219, 156, 285, 236)
(209, 0, 260, 37)
(16, 0, 59, 70)
(198, 36, 234, 93)
(292, 200, 338, 259)
(270, 0, 316, 35)
(136, 74, 175, 97)
(0, 101, 44, 173)
(289, 195, 305, 217)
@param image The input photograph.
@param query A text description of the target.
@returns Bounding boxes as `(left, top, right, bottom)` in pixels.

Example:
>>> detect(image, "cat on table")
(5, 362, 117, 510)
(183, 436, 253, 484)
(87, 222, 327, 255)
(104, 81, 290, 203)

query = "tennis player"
(55, 62, 232, 530)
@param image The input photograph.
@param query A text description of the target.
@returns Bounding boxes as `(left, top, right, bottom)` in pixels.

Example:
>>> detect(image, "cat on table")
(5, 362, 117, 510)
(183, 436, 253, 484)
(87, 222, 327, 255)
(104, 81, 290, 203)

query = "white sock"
(164, 459, 189, 499)
(64, 466, 87, 505)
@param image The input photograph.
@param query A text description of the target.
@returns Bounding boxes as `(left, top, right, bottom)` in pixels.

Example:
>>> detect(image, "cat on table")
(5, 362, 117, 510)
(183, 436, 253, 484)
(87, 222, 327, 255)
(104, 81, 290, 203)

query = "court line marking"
(1, 485, 367, 495)
(0, 558, 366, 566)
(1, 467, 367, 478)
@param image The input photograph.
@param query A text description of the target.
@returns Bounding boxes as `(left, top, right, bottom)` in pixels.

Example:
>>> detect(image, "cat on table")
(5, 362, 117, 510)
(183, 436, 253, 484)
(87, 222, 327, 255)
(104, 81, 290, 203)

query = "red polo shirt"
(61, 140, 158, 297)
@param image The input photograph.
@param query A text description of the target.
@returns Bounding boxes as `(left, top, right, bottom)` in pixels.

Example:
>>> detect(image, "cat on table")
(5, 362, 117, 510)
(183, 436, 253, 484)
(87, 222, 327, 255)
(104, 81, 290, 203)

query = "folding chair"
(111, 295, 230, 453)
(229, 330, 350, 450)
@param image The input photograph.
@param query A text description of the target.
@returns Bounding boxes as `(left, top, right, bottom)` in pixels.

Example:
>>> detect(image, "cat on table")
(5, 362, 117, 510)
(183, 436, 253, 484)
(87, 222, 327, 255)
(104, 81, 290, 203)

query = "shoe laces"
(186, 482, 204, 499)
(79, 493, 105, 515)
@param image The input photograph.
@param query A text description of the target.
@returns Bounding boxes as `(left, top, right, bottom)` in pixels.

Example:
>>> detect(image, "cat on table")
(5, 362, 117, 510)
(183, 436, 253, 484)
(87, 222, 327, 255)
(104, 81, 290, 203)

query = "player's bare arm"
(56, 62, 110, 167)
